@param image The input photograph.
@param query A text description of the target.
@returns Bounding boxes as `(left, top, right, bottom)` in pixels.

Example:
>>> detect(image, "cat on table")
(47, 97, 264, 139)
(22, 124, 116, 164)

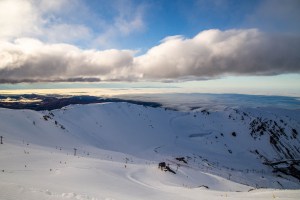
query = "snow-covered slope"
(0, 102, 299, 199)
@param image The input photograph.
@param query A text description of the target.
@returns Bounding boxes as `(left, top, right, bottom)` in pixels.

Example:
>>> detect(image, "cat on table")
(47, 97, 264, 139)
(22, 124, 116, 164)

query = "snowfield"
(0, 102, 299, 199)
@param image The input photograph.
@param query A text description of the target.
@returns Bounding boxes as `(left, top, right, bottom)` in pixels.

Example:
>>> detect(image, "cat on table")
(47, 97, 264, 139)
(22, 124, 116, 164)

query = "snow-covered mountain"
(0, 102, 299, 199)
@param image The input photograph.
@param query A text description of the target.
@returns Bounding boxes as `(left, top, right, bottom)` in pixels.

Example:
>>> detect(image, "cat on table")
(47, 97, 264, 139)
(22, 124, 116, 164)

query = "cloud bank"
(135, 29, 300, 80)
(1, 0, 299, 83)
(1, 29, 300, 83)
(0, 38, 135, 83)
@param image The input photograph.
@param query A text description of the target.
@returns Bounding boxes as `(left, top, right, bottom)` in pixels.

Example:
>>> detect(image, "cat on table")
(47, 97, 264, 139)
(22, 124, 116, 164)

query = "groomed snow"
(0, 102, 299, 199)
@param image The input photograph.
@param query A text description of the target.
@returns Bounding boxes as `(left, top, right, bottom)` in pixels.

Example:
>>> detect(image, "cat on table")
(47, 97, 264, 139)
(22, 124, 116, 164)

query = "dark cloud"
(0, 77, 101, 84)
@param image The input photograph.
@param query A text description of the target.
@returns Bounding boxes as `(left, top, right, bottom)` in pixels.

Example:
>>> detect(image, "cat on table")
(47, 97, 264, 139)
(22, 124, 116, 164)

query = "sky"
(0, 0, 300, 96)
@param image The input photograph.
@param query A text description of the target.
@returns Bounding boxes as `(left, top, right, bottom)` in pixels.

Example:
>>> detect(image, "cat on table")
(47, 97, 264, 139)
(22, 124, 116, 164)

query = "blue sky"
(55, 0, 298, 50)
(0, 0, 299, 96)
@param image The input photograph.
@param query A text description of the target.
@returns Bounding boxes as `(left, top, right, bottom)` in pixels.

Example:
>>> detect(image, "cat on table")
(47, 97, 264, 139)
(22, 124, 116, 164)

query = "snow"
(0, 102, 299, 199)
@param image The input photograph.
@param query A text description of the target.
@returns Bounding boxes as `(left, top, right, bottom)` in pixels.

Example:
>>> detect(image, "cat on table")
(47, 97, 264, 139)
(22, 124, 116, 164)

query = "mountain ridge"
(1, 102, 299, 191)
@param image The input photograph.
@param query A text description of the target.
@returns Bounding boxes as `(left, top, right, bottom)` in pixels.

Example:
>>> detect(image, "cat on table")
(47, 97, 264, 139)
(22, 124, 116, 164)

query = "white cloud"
(93, 0, 146, 48)
(0, 38, 136, 83)
(46, 24, 92, 43)
(0, 0, 93, 44)
(38, 0, 70, 13)
(0, 0, 147, 49)
(0, 0, 40, 39)
(114, 0, 146, 34)
(134, 29, 300, 81)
